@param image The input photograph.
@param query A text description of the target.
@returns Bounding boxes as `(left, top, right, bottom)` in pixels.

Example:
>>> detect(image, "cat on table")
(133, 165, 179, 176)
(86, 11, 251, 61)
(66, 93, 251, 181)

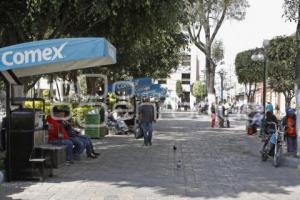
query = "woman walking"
(211, 103, 216, 128)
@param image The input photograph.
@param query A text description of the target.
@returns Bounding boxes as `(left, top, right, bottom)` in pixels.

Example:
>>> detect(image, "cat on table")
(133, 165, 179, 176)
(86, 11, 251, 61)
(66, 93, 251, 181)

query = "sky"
(217, 0, 297, 69)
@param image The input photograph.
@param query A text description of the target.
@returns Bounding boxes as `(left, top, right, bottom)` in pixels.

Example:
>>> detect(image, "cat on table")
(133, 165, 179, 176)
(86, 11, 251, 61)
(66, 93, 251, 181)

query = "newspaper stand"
(0, 38, 116, 181)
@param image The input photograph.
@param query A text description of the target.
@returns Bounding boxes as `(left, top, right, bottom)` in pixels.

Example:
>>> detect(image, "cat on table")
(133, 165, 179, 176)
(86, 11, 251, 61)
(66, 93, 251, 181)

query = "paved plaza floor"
(1, 111, 300, 200)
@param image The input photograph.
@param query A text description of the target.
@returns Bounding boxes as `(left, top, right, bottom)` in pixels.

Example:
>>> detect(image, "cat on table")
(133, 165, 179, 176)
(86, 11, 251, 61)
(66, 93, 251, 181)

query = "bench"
(29, 158, 47, 181)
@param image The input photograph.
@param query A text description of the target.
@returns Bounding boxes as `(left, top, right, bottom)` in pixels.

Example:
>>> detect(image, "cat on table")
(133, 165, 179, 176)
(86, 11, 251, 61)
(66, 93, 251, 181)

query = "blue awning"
(136, 84, 166, 98)
(108, 78, 153, 93)
(0, 38, 116, 77)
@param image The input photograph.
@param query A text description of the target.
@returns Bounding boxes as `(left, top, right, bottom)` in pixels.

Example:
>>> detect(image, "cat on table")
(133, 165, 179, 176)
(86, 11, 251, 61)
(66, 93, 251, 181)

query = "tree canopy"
(235, 48, 264, 102)
(192, 81, 206, 101)
(266, 36, 297, 106)
(176, 80, 183, 98)
(0, 0, 187, 92)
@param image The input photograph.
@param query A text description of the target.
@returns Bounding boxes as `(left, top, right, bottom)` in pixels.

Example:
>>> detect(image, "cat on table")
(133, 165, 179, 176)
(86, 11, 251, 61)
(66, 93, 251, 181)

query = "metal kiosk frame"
(0, 38, 116, 181)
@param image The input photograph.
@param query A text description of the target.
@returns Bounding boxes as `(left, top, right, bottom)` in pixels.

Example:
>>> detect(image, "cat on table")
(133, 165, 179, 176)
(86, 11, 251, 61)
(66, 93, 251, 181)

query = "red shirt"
(46, 116, 69, 141)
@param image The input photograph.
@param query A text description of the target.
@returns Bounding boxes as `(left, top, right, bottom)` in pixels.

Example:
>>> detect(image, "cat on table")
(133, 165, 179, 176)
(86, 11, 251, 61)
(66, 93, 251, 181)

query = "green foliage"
(42, 89, 50, 99)
(283, 0, 300, 22)
(0, 0, 187, 92)
(235, 49, 264, 84)
(24, 101, 51, 115)
(266, 36, 296, 98)
(176, 80, 183, 97)
(212, 40, 224, 64)
(192, 81, 206, 100)
(108, 93, 117, 110)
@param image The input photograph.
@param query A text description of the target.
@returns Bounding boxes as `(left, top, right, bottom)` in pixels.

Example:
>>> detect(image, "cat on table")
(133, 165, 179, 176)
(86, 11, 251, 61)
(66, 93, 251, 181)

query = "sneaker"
(92, 152, 100, 156)
(66, 161, 74, 166)
(87, 154, 97, 159)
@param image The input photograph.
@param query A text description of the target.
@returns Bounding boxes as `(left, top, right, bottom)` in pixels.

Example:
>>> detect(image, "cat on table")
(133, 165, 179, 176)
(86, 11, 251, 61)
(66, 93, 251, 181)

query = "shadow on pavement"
(1, 114, 300, 199)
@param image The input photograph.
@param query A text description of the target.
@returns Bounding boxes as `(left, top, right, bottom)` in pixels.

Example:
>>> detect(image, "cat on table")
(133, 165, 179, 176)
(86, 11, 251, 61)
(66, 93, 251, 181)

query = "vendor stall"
(0, 37, 116, 181)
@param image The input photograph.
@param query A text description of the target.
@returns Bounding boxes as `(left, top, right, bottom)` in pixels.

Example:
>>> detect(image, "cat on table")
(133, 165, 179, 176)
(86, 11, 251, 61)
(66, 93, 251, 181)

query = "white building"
(159, 43, 245, 111)
(157, 45, 205, 110)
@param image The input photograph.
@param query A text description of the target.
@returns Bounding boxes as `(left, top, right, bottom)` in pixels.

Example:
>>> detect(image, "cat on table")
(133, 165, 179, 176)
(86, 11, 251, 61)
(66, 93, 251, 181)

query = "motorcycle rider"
(262, 110, 278, 156)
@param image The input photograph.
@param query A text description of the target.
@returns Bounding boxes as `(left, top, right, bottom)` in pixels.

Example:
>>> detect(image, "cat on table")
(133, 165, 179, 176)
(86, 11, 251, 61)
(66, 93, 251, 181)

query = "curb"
(245, 134, 300, 169)
(281, 156, 300, 169)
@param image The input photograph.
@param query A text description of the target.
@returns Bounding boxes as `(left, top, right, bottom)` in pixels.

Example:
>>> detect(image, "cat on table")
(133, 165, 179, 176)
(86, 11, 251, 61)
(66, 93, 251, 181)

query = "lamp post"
(251, 40, 269, 119)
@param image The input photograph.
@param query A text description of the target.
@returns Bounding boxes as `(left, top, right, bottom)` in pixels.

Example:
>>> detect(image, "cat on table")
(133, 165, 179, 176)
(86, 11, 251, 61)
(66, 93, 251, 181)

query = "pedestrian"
(282, 107, 297, 157)
(138, 97, 155, 146)
(211, 103, 216, 128)
(223, 100, 230, 128)
(217, 101, 224, 128)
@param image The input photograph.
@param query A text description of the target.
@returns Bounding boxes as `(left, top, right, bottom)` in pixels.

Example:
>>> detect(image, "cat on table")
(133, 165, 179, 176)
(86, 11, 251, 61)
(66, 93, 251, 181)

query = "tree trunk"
(49, 75, 53, 101)
(70, 70, 78, 94)
(245, 84, 250, 103)
(86, 76, 97, 95)
(295, 4, 300, 145)
(56, 80, 61, 101)
(285, 96, 292, 108)
(249, 83, 257, 103)
(206, 56, 216, 114)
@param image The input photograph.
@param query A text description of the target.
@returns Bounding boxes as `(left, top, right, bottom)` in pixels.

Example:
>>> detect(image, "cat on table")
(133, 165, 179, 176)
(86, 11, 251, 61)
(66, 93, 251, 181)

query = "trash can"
(85, 114, 102, 138)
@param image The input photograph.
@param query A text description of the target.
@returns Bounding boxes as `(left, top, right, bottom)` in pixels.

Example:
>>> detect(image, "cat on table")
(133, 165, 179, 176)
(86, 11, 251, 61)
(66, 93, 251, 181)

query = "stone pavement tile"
(2, 112, 300, 200)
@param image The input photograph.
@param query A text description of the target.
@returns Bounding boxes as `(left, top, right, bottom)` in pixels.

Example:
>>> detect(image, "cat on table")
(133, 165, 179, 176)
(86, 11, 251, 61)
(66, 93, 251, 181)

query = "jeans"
(50, 139, 74, 161)
(140, 122, 153, 145)
(69, 136, 85, 156)
(69, 128, 95, 155)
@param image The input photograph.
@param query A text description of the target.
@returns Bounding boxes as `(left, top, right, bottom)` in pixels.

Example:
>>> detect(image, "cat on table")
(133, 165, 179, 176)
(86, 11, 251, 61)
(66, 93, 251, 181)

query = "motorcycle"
(260, 121, 284, 167)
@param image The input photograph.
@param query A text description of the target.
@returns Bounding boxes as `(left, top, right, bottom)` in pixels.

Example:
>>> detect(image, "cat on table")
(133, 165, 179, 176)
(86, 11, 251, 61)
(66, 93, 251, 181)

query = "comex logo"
(1, 42, 67, 66)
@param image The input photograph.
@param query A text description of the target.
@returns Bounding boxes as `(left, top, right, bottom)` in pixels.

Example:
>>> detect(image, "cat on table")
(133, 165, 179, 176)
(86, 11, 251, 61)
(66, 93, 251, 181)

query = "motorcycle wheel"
(261, 142, 268, 161)
(261, 152, 268, 161)
(273, 145, 283, 167)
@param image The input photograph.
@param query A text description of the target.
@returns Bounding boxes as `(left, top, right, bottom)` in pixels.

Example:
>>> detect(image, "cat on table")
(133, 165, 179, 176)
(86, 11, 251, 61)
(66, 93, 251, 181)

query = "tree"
(235, 49, 264, 103)
(0, 0, 187, 94)
(283, 0, 300, 136)
(266, 36, 297, 107)
(176, 80, 183, 99)
(184, 0, 249, 105)
(192, 81, 207, 102)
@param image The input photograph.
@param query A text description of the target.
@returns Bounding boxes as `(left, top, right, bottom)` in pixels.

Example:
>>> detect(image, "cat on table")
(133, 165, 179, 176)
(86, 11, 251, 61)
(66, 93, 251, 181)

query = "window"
(158, 80, 167, 84)
(181, 73, 190, 79)
(182, 81, 190, 85)
(182, 54, 191, 66)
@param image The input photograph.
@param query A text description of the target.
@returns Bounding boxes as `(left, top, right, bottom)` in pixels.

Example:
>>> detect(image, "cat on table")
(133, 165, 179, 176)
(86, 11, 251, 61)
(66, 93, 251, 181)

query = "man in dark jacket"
(138, 98, 155, 146)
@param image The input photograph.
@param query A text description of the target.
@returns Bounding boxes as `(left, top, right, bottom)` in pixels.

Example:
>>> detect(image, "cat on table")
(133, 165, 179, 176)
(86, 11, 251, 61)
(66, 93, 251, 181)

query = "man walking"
(138, 98, 155, 146)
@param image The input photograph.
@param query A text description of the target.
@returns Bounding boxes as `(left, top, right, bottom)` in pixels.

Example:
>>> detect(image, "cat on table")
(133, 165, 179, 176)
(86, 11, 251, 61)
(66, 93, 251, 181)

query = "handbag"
(134, 125, 144, 139)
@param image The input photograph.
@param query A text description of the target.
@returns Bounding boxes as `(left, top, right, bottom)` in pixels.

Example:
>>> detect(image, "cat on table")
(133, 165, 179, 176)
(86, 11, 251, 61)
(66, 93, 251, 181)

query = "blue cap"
(286, 107, 294, 115)
(266, 106, 273, 112)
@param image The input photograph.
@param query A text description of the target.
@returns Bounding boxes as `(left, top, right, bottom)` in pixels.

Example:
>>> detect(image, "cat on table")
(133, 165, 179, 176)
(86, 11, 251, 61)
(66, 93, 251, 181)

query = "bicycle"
(260, 121, 284, 167)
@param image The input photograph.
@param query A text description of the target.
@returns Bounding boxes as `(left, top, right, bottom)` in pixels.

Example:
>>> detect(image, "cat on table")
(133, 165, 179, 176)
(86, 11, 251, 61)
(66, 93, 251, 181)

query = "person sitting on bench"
(60, 110, 100, 159)
(46, 107, 82, 164)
